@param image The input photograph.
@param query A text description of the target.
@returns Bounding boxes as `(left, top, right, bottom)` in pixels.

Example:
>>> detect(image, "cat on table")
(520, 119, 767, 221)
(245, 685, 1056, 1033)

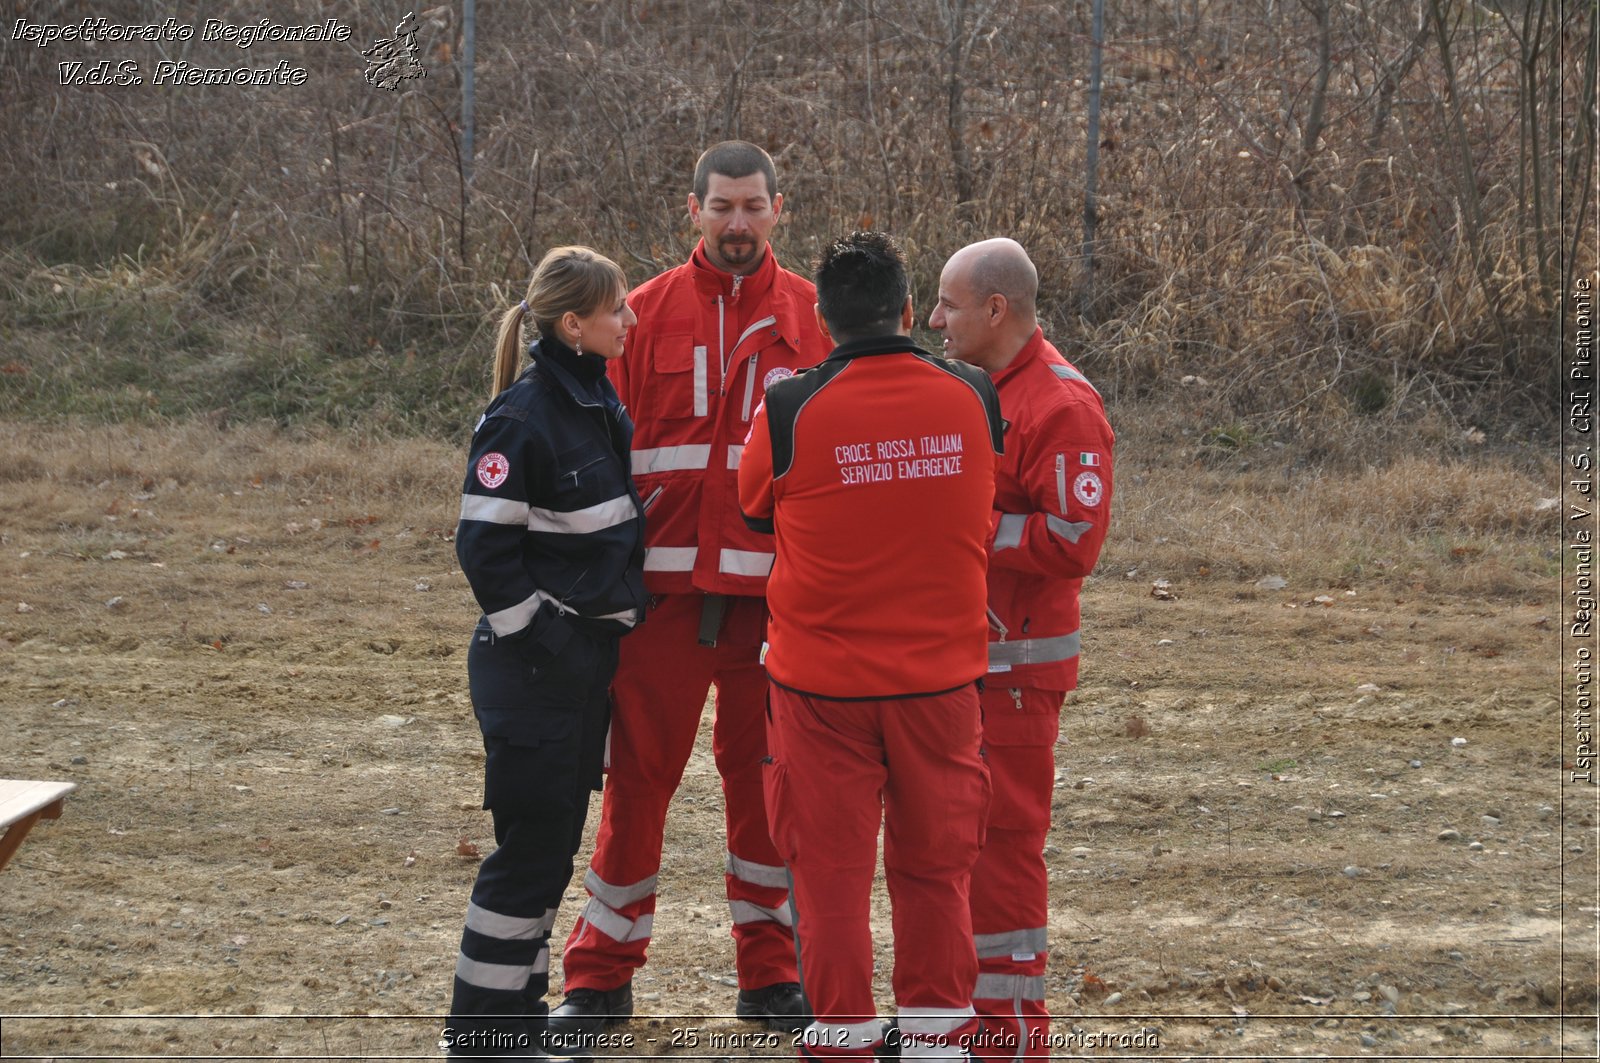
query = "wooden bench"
(0, 779, 76, 873)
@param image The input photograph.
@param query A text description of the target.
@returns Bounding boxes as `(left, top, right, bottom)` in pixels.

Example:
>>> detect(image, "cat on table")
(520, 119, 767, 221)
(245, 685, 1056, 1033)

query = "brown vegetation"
(1, 0, 1590, 437)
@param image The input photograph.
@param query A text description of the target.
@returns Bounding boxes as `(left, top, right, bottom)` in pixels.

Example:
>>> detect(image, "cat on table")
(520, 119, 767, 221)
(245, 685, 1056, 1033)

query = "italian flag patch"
(1079, 452, 1101, 467)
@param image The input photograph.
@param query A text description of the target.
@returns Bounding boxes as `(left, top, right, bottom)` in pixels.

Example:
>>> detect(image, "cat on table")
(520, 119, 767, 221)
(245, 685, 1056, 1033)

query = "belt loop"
(698, 593, 728, 647)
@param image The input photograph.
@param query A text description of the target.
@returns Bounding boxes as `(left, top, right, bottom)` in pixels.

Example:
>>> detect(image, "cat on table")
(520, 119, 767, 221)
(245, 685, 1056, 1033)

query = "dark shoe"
(736, 981, 810, 1033)
(544, 985, 633, 1049)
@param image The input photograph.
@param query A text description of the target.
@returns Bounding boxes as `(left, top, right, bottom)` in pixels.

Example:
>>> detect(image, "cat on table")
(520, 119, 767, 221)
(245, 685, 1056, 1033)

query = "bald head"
(929, 238, 1041, 373)
(950, 238, 1038, 320)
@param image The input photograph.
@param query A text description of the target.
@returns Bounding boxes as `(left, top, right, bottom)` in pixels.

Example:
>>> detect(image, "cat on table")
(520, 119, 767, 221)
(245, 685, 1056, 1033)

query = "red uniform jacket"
(610, 242, 831, 596)
(985, 328, 1115, 691)
(739, 335, 1005, 699)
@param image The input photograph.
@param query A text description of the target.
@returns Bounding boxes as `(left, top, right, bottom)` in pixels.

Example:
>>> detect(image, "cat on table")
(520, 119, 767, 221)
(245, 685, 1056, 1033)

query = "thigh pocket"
(482, 734, 578, 815)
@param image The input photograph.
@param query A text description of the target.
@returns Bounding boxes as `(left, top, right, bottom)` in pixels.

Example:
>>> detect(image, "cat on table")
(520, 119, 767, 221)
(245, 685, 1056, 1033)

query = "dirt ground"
(0, 425, 1594, 1061)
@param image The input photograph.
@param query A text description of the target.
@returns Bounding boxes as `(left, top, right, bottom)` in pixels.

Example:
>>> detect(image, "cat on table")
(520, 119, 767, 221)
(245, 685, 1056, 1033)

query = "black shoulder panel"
(914, 353, 1007, 455)
(763, 360, 850, 479)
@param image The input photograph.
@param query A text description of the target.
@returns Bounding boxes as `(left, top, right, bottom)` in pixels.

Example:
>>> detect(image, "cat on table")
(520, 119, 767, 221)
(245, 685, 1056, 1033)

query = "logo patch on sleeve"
(763, 367, 795, 390)
(475, 452, 510, 490)
(1073, 470, 1104, 507)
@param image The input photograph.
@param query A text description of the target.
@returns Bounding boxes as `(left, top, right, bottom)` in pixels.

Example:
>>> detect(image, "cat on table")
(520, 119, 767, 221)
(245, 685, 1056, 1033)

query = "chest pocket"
(552, 439, 615, 510)
(648, 333, 707, 421)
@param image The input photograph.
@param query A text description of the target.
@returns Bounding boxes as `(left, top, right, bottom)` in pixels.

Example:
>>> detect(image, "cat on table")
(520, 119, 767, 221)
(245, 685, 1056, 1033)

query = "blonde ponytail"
(489, 247, 626, 398)
(490, 301, 529, 399)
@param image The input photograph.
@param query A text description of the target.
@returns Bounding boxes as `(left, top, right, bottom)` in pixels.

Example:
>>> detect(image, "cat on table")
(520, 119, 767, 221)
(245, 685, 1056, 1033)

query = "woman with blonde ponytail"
(444, 246, 645, 1059)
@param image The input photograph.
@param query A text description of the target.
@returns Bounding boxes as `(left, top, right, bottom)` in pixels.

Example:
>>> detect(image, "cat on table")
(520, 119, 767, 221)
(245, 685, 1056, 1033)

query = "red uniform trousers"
(561, 593, 796, 992)
(968, 685, 1064, 1061)
(765, 683, 989, 1061)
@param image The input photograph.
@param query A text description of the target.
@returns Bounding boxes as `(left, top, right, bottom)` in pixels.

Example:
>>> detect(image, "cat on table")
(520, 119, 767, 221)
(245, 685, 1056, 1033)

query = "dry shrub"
(0, 0, 1585, 433)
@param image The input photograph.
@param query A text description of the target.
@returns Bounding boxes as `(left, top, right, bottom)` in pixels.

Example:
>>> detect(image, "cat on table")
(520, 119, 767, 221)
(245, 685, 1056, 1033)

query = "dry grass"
(1, 1, 1586, 435)
(0, 414, 1558, 610)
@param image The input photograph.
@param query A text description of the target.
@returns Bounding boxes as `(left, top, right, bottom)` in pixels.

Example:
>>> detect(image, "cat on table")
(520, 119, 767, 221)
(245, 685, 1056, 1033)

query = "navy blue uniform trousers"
(445, 619, 617, 1058)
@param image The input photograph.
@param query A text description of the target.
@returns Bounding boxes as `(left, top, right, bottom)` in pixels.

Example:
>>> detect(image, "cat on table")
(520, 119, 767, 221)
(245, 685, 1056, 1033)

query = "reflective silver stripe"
(988, 632, 1081, 667)
(973, 927, 1048, 959)
(632, 445, 711, 474)
(741, 355, 759, 421)
(726, 445, 745, 470)
(973, 973, 1045, 1001)
(460, 494, 530, 525)
(579, 896, 653, 943)
(1055, 453, 1067, 513)
(725, 852, 790, 890)
(455, 954, 532, 991)
(644, 546, 697, 572)
(585, 868, 658, 909)
(729, 899, 793, 928)
(465, 902, 557, 941)
(994, 513, 1027, 551)
(899, 1006, 978, 1037)
(485, 591, 546, 636)
(1050, 362, 1100, 395)
(720, 549, 774, 577)
(527, 494, 637, 536)
(733, 315, 777, 354)
(1045, 514, 1094, 544)
(802, 1021, 881, 1050)
(485, 589, 639, 638)
(693, 344, 708, 417)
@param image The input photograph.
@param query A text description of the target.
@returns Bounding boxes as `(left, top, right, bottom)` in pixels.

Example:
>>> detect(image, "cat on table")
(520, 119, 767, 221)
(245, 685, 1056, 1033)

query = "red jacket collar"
(990, 327, 1047, 386)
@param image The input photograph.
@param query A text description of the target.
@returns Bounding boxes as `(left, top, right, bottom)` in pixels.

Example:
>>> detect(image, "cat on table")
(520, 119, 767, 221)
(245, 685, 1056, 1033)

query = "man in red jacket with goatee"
(549, 141, 830, 1047)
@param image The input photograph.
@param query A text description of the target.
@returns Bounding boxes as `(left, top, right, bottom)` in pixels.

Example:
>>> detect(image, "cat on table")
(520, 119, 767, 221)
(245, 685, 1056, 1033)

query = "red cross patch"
(1073, 470, 1104, 507)
(476, 452, 510, 490)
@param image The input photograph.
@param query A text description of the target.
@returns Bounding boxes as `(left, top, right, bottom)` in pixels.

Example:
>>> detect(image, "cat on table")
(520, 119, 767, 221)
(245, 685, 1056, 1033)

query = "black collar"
(825, 334, 935, 363)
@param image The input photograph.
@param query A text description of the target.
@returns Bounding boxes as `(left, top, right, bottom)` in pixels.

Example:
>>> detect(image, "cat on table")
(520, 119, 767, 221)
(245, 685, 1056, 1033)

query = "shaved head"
(929, 238, 1041, 373)
(948, 238, 1038, 320)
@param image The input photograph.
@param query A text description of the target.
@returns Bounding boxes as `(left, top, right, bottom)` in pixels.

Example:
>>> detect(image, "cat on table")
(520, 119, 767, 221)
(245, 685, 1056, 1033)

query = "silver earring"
(575, 334, 584, 356)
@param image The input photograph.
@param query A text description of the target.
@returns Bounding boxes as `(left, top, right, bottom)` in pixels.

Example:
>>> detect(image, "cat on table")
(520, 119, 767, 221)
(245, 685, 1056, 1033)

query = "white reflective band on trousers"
(577, 869, 656, 944)
(973, 926, 1048, 960)
(973, 973, 1045, 1000)
(464, 902, 558, 941)
(728, 899, 794, 928)
(454, 950, 548, 991)
(584, 868, 657, 909)
(802, 1020, 881, 1052)
(632, 444, 711, 475)
(577, 896, 654, 944)
(988, 631, 1080, 668)
(900, 1007, 979, 1062)
(725, 851, 791, 889)
(455, 902, 559, 990)
(485, 588, 639, 638)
